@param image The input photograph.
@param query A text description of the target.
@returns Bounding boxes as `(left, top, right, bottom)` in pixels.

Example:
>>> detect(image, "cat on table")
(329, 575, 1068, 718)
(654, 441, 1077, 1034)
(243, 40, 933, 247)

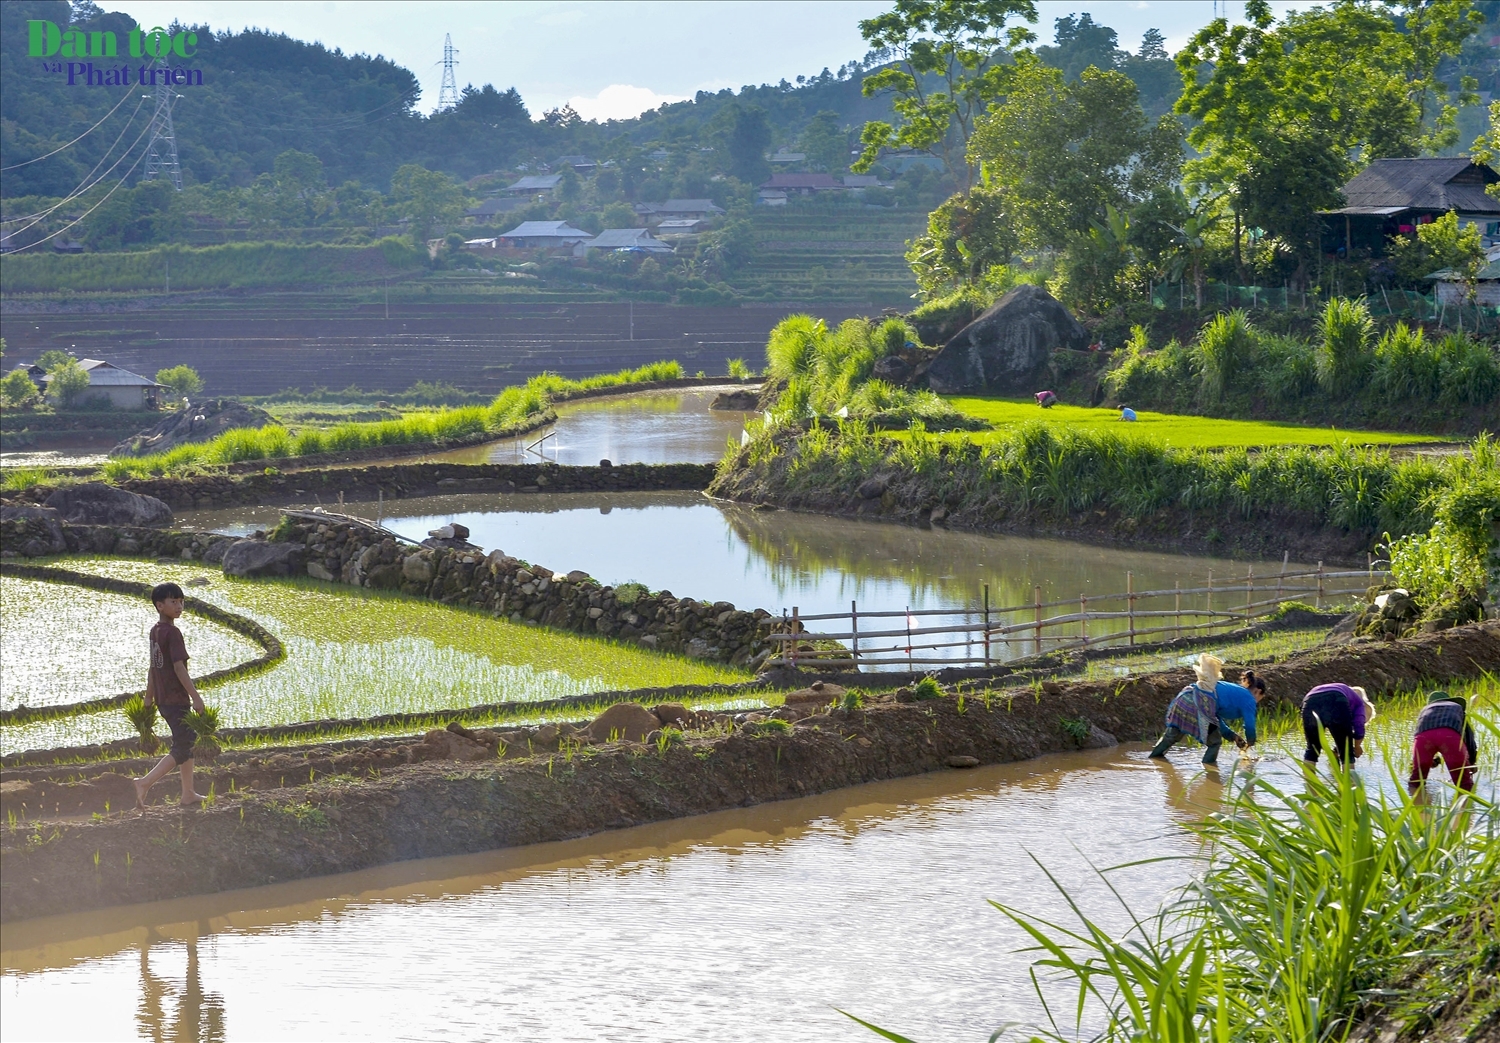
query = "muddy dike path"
(3, 623, 1495, 922)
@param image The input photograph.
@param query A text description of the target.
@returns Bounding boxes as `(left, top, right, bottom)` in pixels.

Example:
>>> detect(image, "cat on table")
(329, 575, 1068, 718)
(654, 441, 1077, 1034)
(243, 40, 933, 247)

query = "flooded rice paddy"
(5, 695, 1488, 1043)
(419, 385, 756, 466)
(0, 559, 747, 756)
(182, 489, 1316, 658)
(0, 577, 259, 711)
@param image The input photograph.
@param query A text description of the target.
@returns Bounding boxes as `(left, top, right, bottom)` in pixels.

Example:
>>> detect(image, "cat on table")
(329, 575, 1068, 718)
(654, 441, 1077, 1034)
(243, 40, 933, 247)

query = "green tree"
(905, 186, 1014, 295)
(968, 55, 1181, 249)
(799, 111, 850, 173)
(36, 350, 73, 372)
(556, 165, 583, 202)
(45, 359, 92, 407)
(1037, 12, 1123, 80)
(1389, 211, 1486, 293)
(1176, 0, 1481, 272)
(853, 0, 1039, 191)
(1, 368, 38, 407)
(156, 365, 205, 398)
(601, 203, 638, 229)
(699, 218, 756, 276)
(726, 106, 773, 184)
(389, 164, 468, 243)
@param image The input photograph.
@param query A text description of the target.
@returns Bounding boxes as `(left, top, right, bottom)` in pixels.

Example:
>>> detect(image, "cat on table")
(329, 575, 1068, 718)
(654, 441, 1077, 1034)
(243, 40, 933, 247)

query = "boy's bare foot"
(133, 778, 148, 811)
(179, 793, 208, 808)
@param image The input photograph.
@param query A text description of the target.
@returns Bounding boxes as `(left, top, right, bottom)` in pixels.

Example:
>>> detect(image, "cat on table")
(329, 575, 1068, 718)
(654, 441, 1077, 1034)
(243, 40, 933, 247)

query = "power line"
(0, 84, 137, 172)
(437, 33, 459, 111)
(1, 106, 155, 239)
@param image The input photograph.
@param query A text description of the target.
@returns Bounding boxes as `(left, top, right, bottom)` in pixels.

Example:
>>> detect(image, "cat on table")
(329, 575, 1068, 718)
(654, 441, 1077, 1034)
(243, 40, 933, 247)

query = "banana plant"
(1164, 191, 1224, 310)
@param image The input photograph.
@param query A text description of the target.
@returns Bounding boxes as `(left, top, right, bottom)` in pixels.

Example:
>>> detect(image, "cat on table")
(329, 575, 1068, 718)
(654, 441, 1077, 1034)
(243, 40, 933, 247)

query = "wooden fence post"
(850, 600, 859, 665)
(1034, 585, 1043, 655)
(1080, 594, 1088, 646)
(1127, 571, 1136, 647)
(1174, 581, 1181, 640)
(1277, 551, 1288, 600)
(1316, 562, 1324, 610)
(1207, 570, 1214, 630)
(790, 606, 799, 669)
(983, 584, 991, 668)
(1246, 564, 1254, 619)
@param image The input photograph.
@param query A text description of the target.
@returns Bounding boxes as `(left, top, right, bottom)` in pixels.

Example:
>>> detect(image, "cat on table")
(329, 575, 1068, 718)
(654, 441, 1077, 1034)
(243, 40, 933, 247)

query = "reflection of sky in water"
(419, 387, 755, 466)
(185, 491, 1307, 626)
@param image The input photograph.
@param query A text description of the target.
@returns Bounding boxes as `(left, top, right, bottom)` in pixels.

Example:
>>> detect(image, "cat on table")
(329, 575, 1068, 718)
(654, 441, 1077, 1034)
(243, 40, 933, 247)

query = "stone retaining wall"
(256, 511, 777, 666)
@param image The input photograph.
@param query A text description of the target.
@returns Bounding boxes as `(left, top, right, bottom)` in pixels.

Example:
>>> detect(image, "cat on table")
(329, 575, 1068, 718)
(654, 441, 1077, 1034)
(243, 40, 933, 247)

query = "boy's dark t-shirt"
(149, 620, 191, 705)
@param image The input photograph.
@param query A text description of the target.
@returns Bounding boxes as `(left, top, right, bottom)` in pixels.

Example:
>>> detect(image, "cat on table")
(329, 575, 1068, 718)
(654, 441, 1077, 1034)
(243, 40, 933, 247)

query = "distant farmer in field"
(1149, 654, 1242, 765)
(133, 582, 208, 810)
(1034, 390, 1058, 408)
(1301, 682, 1375, 767)
(1119, 406, 1137, 421)
(1409, 690, 1479, 795)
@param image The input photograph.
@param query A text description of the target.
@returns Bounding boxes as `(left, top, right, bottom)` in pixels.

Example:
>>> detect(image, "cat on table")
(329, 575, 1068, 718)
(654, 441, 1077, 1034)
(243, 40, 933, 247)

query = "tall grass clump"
(762, 314, 980, 430)
(846, 748, 1495, 1043)
(1315, 296, 1376, 396)
(102, 361, 686, 477)
(1194, 310, 1256, 402)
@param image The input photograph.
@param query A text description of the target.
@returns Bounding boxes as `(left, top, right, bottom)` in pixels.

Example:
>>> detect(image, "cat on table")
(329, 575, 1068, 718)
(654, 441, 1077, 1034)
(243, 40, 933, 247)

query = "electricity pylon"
(142, 77, 183, 190)
(437, 34, 459, 111)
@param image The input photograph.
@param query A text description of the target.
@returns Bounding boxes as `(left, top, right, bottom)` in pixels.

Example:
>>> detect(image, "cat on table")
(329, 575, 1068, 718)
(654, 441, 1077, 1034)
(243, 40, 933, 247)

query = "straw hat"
(1352, 685, 1376, 723)
(1194, 653, 1223, 687)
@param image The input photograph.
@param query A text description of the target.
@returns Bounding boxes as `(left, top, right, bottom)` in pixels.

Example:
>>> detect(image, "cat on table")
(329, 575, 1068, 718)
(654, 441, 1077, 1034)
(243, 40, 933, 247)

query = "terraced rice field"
(733, 209, 927, 305)
(0, 577, 260, 710)
(0, 560, 749, 755)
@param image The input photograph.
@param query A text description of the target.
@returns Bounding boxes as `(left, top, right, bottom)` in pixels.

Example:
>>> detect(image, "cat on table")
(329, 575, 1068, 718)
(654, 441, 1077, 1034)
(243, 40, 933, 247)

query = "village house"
(463, 196, 527, 222)
(1321, 157, 1500, 256)
(504, 174, 564, 197)
(555, 155, 597, 173)
(572, 227, 675, 257)
(655, 218, 707, 236)
(495, 220, 594, 249)
(27, 359, 166, 410)
(633, 199, 726, 225)
(757, 173, 842, 202)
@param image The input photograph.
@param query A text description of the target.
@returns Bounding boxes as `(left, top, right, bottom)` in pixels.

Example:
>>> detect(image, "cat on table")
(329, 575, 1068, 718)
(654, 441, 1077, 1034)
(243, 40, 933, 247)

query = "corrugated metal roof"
(1426, 259, 1500, 280)
(1327, 158, 1500, 216)
(583, 229, 673, 251)
(497, 221, 593, 239)
(69, 359, 158, 386)
(507, 174, 563, 191)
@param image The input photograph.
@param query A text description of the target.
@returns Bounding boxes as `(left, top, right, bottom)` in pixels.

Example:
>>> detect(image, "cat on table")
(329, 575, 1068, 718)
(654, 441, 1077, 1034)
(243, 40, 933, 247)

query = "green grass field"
(945, 398, 1447, 449)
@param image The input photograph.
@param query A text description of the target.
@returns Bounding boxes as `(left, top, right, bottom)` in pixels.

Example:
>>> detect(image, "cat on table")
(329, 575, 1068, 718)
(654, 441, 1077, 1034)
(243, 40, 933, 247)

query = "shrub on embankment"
(712, 418, 1500, 564)
(0, 240, 426, 294)
(1102, 301, 1500, 432)
(100, 361, 685, 478)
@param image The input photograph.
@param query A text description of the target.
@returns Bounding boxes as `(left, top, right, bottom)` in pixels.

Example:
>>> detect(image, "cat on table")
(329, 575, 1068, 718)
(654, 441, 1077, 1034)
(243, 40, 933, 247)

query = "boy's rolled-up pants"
(1149, 724, 1223, 764)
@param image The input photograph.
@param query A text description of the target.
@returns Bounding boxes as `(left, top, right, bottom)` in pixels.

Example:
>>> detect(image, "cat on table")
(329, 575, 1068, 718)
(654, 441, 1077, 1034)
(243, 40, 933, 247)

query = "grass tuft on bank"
(99, 361, 685, 479)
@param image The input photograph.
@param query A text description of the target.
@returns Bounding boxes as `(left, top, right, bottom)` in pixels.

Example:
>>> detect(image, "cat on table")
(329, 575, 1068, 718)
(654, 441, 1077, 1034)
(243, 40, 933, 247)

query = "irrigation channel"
(7, 708, 1489, 1043)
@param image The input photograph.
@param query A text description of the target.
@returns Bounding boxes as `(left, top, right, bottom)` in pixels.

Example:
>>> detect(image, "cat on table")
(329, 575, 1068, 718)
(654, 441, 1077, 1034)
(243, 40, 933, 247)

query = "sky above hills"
(107, 0, 1298, 120)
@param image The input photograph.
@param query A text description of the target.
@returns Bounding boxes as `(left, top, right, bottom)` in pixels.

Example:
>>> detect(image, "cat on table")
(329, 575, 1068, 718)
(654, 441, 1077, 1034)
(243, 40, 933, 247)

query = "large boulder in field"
(221, 538, 305, 578)
(110, 398, 274, 458)
(924, 285, 1088, 394)
(585, 702, 662, 743)
(0, 505, 67, 555)
(43, 482, 173, 527)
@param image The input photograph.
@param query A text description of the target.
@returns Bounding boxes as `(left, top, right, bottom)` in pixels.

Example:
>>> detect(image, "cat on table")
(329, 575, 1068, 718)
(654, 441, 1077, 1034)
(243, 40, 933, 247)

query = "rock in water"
(110, 399, 274, 458)
(585, 702, 661, 743)
(710, 388, 760, 410)
(43, 482, 173, 527)
(221, 539, 305, 578)
(924, 285, 1088, 394)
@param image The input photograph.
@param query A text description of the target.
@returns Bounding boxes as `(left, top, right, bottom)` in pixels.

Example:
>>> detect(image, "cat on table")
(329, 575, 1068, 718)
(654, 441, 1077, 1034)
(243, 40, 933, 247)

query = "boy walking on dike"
(133, 582, 208, 810)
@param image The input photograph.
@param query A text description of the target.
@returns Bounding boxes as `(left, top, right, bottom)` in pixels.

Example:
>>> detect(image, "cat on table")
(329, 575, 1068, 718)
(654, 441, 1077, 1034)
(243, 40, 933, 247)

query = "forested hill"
(2, 0, 1195, 199)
